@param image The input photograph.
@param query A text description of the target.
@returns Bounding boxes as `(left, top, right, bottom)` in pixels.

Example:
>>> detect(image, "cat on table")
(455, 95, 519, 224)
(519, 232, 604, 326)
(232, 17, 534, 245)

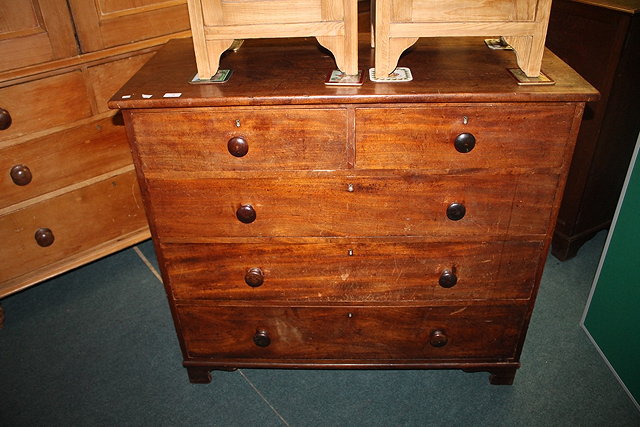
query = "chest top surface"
(109, 36, 597, 110)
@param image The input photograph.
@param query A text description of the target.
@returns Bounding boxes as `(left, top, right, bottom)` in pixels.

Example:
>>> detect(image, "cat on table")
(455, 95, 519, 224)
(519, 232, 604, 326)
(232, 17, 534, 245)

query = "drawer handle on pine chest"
(253, 329, 271, 347)
(446, 203, 466, 221)
(245, 267, 264, 287)
(439, 269, 458, 288)
(10, 164, 32, 186)
(0, 108, 11, 130)
(34, 228, 54, 247)
(228, 136, 249, 157)
(236, 204, 256, 223)
(429, 330, 448, 347)
(454, 133, 476, 153)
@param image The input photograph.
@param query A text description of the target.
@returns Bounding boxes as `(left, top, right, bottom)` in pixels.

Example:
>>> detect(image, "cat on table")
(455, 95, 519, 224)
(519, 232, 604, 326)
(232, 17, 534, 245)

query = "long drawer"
(218, 0, 323, 25)
(355, 103, 576, 170)
(0, 116, 134, 209)
(128, 108, 349, 171)
(0, 170, 148, 283)
(410, 0, 536, 22)
(177, 303, 527, 361)
(0, 71, 93, 143)
(146, 171, 559, 241)
(162, 240, 543, 302)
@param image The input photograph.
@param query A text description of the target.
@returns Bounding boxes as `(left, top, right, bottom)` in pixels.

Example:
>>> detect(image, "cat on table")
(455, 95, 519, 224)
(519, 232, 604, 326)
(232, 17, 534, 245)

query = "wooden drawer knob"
(10, 164, 32, 186)
(439, 269, 458, 288)
(454, 133, 476, 153)
(446, 203, 466, 221)
(34, 228, 54, 247)
(0, 108, 11, 130)
(429, 329, 448, 347)
(245, 267, 264, 287)
(253, 329, 271, 347)
(228, 136, 248, 157)
(236, 204, 256, 223)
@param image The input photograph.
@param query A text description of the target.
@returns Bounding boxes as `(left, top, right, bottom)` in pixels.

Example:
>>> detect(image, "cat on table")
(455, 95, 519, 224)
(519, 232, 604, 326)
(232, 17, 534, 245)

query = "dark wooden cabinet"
(112, 37, 596, 385)
(546, 0, 640, 260)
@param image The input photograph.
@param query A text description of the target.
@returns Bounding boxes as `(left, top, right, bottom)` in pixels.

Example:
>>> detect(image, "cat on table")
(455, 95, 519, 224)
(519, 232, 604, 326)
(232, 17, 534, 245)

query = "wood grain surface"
(109, 36, 598, 110)
(177, 303, 526, 360)
(144, 172, 558, 240)
(163, 240, 543, 302)
(116, 37, 596, 384)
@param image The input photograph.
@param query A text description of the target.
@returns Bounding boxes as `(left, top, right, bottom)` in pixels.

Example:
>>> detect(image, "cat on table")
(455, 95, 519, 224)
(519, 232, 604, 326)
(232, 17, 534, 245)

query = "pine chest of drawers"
(111, 37, 597, 385)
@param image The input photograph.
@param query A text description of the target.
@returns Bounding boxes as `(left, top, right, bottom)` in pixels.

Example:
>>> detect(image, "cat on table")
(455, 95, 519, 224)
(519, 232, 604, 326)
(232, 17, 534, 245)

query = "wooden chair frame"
(371, 0, 552, 78)
(187, 0, 358, 79)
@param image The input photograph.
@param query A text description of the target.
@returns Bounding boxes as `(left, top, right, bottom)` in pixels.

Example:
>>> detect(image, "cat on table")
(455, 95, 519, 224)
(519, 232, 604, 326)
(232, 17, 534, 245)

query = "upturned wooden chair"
(187, 0, 359, 79)
(371, 0, 552, 78)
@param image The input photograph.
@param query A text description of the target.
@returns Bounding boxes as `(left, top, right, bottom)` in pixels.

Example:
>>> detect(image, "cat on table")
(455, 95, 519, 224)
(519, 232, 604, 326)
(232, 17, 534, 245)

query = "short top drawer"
(128, 108, 349, 171)
(355, 103, 576, 170)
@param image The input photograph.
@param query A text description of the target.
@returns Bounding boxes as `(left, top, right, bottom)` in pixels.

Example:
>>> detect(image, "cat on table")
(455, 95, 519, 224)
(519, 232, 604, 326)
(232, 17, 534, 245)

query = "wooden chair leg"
(317, 0, 358, 74)
(317, 34, 358, 75)
(374, 36, 418, 78)
(504, 35, 545, 77)
(201, 39, 235, 79)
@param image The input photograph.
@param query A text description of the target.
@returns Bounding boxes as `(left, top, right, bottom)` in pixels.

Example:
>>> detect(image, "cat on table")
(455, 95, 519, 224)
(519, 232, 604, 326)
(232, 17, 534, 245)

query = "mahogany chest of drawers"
(111, 37, 596, 385)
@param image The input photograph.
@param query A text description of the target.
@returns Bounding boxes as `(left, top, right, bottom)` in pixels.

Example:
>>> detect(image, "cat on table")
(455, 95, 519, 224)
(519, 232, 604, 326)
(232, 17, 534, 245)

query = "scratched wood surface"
(142, 172, 559, 240)
(177, 303, 527, 360)
(163, 240, 542, 302)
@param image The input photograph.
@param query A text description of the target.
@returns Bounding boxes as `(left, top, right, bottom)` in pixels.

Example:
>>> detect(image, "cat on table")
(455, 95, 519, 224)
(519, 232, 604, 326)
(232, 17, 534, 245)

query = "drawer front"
(129, 108, 349, 171)
(355, 104, 575, 170)
(410, 0, 536, 22)
(163, 240, 542, 301)
(218, 0, 323, 25)
(178, 304, 526, 360)
(0, 117, 134, 208)
(0, 170, 148, 283)
(147, 172, 559, 240)
(0, 71, 93, 142)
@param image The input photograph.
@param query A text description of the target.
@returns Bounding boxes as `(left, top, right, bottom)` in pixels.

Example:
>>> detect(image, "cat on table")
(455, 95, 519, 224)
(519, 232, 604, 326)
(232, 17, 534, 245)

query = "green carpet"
(1, 231, 638, 426)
